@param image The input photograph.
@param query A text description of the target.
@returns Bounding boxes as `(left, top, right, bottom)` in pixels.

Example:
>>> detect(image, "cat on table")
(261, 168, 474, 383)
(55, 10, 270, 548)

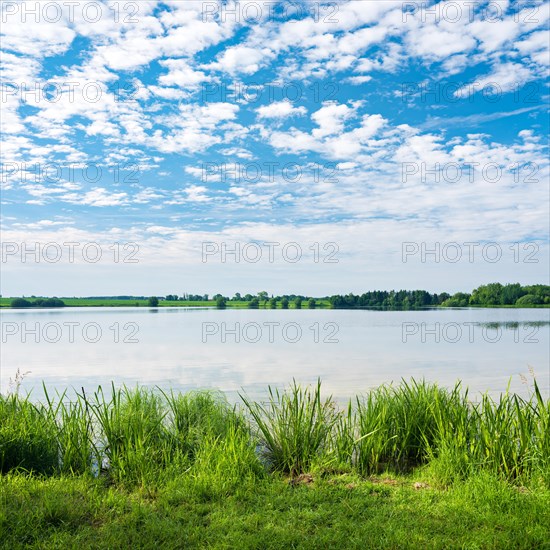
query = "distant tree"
(500, 283, 526, 305)
(523, 285, 550, 303)
(307, 298, 316, 309)
(258, 291, 268, 307)
(216, 296, 227, 309)
(442, 292, 471, 307)
(515, 294, 542, 306)
(41, 298, 65, 307)
(248, 297, 260, 309)
(281, 297, 289, 309)
(268, 298, 277, 309)
(148, 296, 159, 307)
(294, 297, 302, 309)
(233, 292, 242, 301)
(469, 283, 503, 306)
(11, 298, 31, 308)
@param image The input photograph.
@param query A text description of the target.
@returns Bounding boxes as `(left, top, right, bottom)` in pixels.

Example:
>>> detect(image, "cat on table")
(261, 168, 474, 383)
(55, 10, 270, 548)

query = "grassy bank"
(1, 379, 549, 547)
(0, 298, 333, 309)
(3, 470, 549, 549)
(3, 297, 548, 309)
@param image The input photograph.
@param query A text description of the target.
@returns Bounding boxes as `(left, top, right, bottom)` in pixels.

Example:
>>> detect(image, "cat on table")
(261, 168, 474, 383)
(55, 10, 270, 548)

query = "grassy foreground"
(1, 379, 549, 548)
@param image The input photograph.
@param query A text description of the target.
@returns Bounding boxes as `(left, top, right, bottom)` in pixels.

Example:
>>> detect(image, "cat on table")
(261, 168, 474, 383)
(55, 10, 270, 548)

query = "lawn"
(2, 471, 549, 549)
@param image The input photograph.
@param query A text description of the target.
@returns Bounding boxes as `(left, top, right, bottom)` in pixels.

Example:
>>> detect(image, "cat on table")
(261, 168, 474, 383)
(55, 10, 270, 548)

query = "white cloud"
(256, 101, 307, 119)
(454, 62, 534, 97)
(209, 46, 273, 75)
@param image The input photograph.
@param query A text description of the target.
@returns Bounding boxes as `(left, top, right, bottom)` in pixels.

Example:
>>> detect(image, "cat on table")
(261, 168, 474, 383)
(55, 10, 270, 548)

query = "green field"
(0, 298, 331, 309)
(3, 297, 547, 310)
(1, 378, 549, 548)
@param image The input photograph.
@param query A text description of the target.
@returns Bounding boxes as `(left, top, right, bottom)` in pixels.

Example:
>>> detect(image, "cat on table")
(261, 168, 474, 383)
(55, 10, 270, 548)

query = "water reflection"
(1, 307, 548, 402)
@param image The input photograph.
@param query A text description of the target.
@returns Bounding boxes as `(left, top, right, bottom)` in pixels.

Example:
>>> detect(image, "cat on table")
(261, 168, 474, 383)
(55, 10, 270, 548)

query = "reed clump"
(1, 378, 548, 488)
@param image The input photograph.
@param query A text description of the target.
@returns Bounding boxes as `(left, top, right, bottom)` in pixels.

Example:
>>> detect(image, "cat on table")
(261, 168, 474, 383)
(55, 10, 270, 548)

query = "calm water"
(1, 307, 549, 402)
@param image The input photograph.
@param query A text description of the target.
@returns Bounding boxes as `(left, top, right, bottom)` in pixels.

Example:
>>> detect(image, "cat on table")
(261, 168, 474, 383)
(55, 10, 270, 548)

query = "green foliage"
(90, 386, 171, 485)
(147, 296, 159, 307)
(0, 394, 58, 474)
(1, 379, 548, 491)
(162, 390, 241, 460)
(516, 294, 543, 305)
(240, 380, 338, 475)
(467, 283, 549, 307)
(441, 292, 470, 307)
(9, 297, 65, 308)
(215, 296, 227, 309)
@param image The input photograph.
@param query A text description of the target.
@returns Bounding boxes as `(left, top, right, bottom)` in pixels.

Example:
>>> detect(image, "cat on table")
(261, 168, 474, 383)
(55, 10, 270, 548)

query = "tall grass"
(353, 380, 471, 474)
(90, 385, 172, 485)
(0, 393, 58, 474)
(1, 378, 548, 488)
(240, 380, 339, 475)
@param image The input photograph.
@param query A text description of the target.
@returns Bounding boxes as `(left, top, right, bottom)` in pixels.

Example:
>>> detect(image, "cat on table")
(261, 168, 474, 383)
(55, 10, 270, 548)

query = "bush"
(516, 294, 542, 306)
(10, 298, 31, 308)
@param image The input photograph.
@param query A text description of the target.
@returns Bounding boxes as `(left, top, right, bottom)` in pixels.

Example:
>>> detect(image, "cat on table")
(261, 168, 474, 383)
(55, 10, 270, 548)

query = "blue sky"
(1, 0, 549, 296)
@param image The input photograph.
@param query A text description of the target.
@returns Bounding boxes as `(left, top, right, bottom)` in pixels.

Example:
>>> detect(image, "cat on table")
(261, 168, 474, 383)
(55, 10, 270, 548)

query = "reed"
(0, 378, 548, 488)
(0, 393, 58, 474)
(240, 380, 339, 475)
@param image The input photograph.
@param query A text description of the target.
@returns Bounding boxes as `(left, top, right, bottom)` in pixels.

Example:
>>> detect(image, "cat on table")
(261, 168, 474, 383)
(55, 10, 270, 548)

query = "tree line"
(8, 284, 549, 309)
(10, 298, 65, 308)
(207, 284, 549, 309)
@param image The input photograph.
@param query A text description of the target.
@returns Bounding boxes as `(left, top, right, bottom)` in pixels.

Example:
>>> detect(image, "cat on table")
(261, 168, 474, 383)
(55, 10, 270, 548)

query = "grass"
(240, 380, 339, 475)
(1, 378, 549, 547)
(0, 297, 333, 309)
(2, 470, 549, 548)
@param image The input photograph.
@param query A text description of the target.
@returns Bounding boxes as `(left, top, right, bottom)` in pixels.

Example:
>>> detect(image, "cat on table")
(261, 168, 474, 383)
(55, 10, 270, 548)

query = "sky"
(1, 0, 549, 297)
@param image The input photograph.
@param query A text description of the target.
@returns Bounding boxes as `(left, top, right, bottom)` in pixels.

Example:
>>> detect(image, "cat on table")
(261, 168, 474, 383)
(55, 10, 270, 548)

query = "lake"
(1, 307, 549, 402)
